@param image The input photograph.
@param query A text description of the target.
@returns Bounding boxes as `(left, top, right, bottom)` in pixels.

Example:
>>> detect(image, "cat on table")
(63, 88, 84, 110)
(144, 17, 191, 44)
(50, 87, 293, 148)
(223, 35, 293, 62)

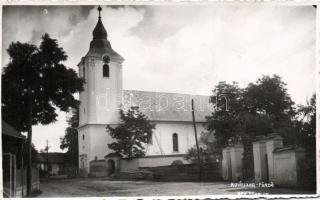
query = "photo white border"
(0, 1, 318, 199)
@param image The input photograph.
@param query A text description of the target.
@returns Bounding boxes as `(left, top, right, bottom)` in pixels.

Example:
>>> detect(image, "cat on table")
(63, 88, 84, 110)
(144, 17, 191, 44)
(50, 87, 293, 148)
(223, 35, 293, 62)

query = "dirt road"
(38, 178, 315, 197)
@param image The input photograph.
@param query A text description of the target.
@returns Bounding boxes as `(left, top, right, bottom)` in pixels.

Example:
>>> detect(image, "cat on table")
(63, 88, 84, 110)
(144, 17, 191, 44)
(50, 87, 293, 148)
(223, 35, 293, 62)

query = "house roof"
(105, 152, 122, 158)
(2, 121, 26, 140)
(122, 90, 213, 122)
(34, 154, 45, 163)
(39, 152, 65, 164)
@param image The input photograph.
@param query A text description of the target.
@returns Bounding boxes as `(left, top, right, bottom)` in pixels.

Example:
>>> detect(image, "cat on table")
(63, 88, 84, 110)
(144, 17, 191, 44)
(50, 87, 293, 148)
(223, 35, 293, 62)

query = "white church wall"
(78, 58, 89, 126)
(145, 121, 206, 156)
(78, 124, 116, 173)
(88, 124, 116, 162)
(79, 121, 207, 173)
(79, 55, 123, 126)
(78, 125, 91, 171)
(91, 59, 122, 124)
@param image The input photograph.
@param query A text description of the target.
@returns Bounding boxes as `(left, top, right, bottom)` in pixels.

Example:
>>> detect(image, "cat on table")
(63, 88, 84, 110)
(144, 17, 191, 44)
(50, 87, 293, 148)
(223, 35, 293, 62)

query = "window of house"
(173, 133, 179, 152)
(83, 134, 85, 140)
(83, 66, 85, 77)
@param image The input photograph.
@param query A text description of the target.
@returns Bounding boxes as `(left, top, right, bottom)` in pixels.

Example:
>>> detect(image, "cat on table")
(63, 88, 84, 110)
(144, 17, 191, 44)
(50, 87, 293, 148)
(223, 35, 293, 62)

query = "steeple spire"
(92, 5, 107, 40)
(87, 5, 124, 62)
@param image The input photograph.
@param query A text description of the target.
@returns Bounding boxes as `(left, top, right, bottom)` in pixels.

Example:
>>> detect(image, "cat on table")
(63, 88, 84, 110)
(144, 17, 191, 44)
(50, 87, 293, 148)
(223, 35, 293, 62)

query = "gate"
(265, 154, 269, 182)
(107, 159, 115, 175)
(3, 153, 16, 197)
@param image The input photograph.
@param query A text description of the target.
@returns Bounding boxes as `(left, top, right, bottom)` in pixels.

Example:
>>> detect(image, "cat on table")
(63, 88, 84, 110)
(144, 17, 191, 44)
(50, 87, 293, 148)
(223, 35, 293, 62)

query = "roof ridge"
(123, 89, 211, 97)
(40, 152, 65, 154)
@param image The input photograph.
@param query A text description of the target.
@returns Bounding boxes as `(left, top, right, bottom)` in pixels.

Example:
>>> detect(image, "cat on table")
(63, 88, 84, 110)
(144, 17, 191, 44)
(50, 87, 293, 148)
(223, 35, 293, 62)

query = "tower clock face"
(103, 55, 110, 63)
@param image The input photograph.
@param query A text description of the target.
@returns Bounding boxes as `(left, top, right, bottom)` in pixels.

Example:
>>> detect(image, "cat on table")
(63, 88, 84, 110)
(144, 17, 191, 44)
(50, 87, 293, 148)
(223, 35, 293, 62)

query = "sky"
(2, 5, 316, 152)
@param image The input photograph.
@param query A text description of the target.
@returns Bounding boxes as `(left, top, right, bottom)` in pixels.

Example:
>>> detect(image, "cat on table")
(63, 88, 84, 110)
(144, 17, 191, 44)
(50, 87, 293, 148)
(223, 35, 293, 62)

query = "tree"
(205, 81, 244, 149)
(106, 106, 155, 158)
(184, 131, 221, 164)
(205, 75, 296, 180)
(2, 34, 84, 196)
(2, 34, 84, 131)
(244, 75, 295, 128)
(296, 93, 316, 148)
(295, 94, 316, 189)
(20, 143, 39, 168)
(60, 108, 79, 170)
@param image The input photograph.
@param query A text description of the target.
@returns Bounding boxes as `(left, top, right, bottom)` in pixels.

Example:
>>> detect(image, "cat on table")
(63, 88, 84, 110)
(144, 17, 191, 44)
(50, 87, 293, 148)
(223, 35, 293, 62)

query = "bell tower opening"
(103, 55, 110, 78)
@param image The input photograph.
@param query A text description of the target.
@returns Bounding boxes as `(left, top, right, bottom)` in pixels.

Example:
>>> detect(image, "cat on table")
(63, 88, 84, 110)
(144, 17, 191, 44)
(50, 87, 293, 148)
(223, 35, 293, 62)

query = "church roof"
(93, 6, 108, 40)
(122, 90, 213, 123)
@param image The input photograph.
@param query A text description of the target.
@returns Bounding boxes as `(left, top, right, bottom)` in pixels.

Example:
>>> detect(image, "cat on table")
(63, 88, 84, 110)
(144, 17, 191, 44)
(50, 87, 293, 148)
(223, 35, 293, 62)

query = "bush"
(171, 160, 184, 165)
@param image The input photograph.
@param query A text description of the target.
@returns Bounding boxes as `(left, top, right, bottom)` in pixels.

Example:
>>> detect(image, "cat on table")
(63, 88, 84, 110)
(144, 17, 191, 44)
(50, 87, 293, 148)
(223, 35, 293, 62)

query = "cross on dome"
(98, 5, 102, 18)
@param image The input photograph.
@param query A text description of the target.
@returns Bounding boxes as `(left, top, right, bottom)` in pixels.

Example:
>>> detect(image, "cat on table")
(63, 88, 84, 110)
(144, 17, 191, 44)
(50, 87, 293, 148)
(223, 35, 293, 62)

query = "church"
(77, 6, 214, 175)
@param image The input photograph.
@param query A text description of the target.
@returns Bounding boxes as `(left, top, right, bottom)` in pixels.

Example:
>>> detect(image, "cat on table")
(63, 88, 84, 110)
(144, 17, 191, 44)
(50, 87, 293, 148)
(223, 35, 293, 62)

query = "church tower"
(78, 6, 124, 174)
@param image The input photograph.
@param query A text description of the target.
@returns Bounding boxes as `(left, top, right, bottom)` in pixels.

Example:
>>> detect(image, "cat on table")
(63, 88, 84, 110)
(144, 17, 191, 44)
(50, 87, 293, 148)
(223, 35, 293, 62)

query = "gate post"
(230, 144, 244, 181)
(222, 147, 231, 181)
(265, 134, 283, 183)
(253, 138, 268, 183)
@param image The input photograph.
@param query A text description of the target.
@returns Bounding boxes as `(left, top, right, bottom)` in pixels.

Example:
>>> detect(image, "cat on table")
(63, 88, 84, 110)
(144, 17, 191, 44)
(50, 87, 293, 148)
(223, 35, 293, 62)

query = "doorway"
(107, 159, 115, 175)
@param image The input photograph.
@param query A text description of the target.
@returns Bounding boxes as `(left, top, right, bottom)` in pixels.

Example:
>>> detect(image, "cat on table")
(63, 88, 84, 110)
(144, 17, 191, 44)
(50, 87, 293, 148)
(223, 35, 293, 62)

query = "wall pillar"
(230, 144, 244, 181)
(273, 147, 305, 187)
(253, 140, 268, 183)
(265, 134, 283, 182)
(222, 147, 231, 181)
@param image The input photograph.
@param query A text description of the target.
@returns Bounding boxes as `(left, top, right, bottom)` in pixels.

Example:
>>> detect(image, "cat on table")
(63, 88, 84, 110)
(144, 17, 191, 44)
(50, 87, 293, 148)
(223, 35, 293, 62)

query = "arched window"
(172, 133, 179, 152)
(103, 64, 109, 77)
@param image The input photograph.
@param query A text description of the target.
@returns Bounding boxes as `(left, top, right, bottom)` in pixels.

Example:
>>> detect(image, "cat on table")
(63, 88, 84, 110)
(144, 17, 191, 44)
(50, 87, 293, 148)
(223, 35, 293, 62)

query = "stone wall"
(252, 134, 306, 188)
(140, 163, 222, 181)
(138, 155, 188, 167)
(119, 158, 140, 172)
(89, 159, 108, 177)
(119, 155, 188, 172)
(221, 133, 307, 188)
(273, 146, 305, 187)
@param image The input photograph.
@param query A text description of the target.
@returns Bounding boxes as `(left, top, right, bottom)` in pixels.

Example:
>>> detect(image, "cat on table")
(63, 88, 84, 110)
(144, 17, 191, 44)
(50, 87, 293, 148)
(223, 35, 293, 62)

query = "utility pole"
(46, 140, 49, 178)
(26, 87, 33, 197)
(191, 99, 202, 181)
